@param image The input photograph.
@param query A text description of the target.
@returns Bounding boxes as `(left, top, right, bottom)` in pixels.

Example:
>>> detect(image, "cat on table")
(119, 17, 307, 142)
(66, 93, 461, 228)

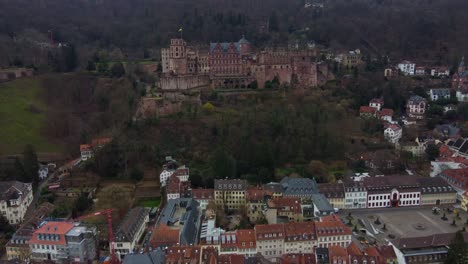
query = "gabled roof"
(29, 221, 75, 246)
(369, 98, 384, 105)
(360, 106, 378, 114)
(407, 95, 427, 104)
(122, 248, 165, 264)
(115, 207, 149, 242)
(209, 42, 240, 53)
(378, 108, 394, 117)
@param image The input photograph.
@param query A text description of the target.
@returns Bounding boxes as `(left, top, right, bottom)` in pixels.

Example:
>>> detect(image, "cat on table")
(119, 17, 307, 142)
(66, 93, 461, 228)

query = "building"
(6, 203, 55, 261)
(265, 197, 303, 224)
(462, 191, 468, 212)
(315, 215, 352, 248)
(157, 198, 201, 246)
(394, 232, 468, 264)
(415, 66, 426, 76)
(452, 57, 468, 89)
(369, 98, 384, 111)
(112, 207, 149, 256)
(122, 248, 165, 264)
(384, 124, 402, 144)
(236, 229, 257, 257)
(398, 61, 416, 76)
(343, 181, 367, 209)
(80, 144, 93, 161)
(29, 221, 97, 263)
(191, 188, 214, 210)
(318, 183, 345, 209)
(166, 174, 191, 200)
(0, 181, 33, 225)
(280, 177, 319, 198)
(438, 168, 468, 192)
(246, 187, 270, 223)
(377, 108, 394, 123)
(340, 49, 362, 67)
(359, 106, 378, 118)
(419, 177, 457, 206)
(384, 67, 399, 78)
(38, 165, 49, 180)
(433, 124, 460, 139)
(165, 245, 201, 264)
(364, 175, 421, 208)
(429, 88, 451, 101)
(406, 95, 427, 119)
(159, 160, 189, 187)
(255, 224, 285, 259)
(430, 66, 450, 78)
(283, 222, 317, 255)
(328, 242, 397, 264)
(214, 179, 247, 210)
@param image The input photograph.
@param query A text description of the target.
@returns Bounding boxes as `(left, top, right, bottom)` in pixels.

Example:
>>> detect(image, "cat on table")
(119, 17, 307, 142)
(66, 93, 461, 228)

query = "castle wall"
(158, 74, 210, 90)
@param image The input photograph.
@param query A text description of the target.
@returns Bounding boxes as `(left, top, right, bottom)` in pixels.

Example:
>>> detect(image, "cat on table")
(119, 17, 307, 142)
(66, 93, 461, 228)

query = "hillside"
(0, 78, 60, 155)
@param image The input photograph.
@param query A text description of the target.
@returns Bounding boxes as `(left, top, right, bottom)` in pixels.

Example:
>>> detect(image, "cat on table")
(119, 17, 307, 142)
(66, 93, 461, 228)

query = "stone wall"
(158, 74, 210, 90)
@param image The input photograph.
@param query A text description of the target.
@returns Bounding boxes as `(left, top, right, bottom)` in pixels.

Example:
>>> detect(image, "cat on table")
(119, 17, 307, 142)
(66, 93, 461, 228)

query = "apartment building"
(315, 215, 352, 248)
(214, 179, 247, 210)
(29, 221, 96, 263)
(112, 207, 149, 256)
(255, 224, 285, 259)
(0, 181, 33, 225)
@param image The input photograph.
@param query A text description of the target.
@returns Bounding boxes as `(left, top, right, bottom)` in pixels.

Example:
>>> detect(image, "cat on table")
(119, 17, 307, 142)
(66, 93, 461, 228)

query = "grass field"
(0, 78, 60, 154)
(139, 197, 162, 208)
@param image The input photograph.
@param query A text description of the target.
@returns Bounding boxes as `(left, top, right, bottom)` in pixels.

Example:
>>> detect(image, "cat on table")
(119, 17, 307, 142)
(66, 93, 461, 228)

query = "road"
(23, 170, 57, 219)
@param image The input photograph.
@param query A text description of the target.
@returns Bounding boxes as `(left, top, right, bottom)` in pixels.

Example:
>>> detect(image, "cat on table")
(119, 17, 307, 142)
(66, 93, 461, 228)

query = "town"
(1, 1, 468, 264)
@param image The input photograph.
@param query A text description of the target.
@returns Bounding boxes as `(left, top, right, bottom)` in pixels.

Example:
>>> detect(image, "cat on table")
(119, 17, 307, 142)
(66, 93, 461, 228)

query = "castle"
(159, 37, 331, 90)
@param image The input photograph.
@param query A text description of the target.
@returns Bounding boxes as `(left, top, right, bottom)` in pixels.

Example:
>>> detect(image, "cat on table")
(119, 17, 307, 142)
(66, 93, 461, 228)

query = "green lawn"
(0, 78, 60, 154)
(139, 198, 161, 208)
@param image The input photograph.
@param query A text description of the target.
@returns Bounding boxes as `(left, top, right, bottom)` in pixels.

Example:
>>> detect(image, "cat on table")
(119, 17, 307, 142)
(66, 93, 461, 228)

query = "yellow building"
(462, 192, 468, 212)
(420, 178, 457, 206)
(319, 183, 345, 209)
(214, 179, 247, 210)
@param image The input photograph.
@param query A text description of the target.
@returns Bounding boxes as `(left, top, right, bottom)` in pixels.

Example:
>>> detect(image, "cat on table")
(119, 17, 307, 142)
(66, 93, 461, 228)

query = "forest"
(1, 0, 468, 69)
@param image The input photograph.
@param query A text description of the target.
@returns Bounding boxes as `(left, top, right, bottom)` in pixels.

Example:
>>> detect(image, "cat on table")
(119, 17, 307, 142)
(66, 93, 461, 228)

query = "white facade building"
(367, 190, 420, 208)
(79, 145, 93, 161)
(397, 61, 416, 76)
(344, 182, 367, 209)
(429, 88, 450, 101)
(112, 207, 149, 256)
(384, 125, 402, 144)
(0, 181, 33, 225)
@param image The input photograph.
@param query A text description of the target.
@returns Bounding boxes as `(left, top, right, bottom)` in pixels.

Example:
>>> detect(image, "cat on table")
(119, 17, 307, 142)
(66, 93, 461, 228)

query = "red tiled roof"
(29, 221, 74, 246)
(268, 197, 302, 214)
(255, 223, 285, 240)
(347, 241, 362, 256)
(172, 168, 189, 177)
(237, 229, 256, 249)
(370, 98, 384, 105)
(386, 124, 401, 131)
(91, 137, 112, 147)
(281, 254, 317, 264)
(360, 106, 378, 114)
(441, 168, 468, 189)
(150, 224, 180, 248)
(377, 245, 396, 260)
(79, 144, 91, 152)
(316, 215, 352, 237)
(165, 246, 201, 264)
(329, 245, 348, 261)
(191, 188, 214, 200)
(378, 108, 394, 117)
(284, 222, 316, 241)
(247, 187, 272, 202)
(218, 254, 245, 264)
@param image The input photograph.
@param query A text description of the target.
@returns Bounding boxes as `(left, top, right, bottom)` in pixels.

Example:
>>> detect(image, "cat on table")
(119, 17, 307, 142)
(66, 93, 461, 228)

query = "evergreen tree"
(22, 144, 39, 186)
(63, 44, 77, 72)
(110, 62, 126, 78)
(445, 231, 468, 264)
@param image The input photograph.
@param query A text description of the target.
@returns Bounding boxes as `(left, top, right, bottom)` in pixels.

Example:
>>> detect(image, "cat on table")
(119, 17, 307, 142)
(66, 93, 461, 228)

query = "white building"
(456, 89, 468, 102)
(112, 207, 149, 256)
(38, 165, 49, 180)
(364, 176, 421, 208)
(430, 67, 450, 77)
(397, 61, 416, 76)
(384, 124, 402, 144)
(406, 95, 427, 119)
(159, 159, 190, 187)
(79, 144, 93, 161)
(0, 181, 33, 225)
(344, 182, 367, 209)
(369, 98, 384, 111)
(429, 88, 451, 101)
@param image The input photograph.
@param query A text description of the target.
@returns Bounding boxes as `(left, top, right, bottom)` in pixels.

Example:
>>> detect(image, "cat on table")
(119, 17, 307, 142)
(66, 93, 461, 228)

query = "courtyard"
(340, 206, 468, 245)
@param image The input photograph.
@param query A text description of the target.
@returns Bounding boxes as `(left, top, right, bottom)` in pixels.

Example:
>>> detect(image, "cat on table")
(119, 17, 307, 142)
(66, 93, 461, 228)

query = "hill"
(0, 78, 60, 155)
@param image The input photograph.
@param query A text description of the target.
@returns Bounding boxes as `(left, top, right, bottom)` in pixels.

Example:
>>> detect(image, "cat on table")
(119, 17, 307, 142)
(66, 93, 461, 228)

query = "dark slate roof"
(0, 181, 31, 201)
(435, 124, 460, 137)
(459, 141, 468, 154)
(407, 95, 427, 104)
(418, 177, 455, 194)
(238, 36, 250, 44)
(115, 207, 149, 242)
(311, 193, 334, 212)
(214, 179, 247, 191)
(430, 88, 450, 96)
(157, 198, 201, 246)
(122, 248, 165, 264)
(280, 177, 319, 196)
(452, 138, 466, 149)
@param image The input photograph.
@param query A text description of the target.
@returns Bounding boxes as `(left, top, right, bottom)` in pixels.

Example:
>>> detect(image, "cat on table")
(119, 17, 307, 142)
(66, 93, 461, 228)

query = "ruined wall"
(158, 74, 210, 90)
